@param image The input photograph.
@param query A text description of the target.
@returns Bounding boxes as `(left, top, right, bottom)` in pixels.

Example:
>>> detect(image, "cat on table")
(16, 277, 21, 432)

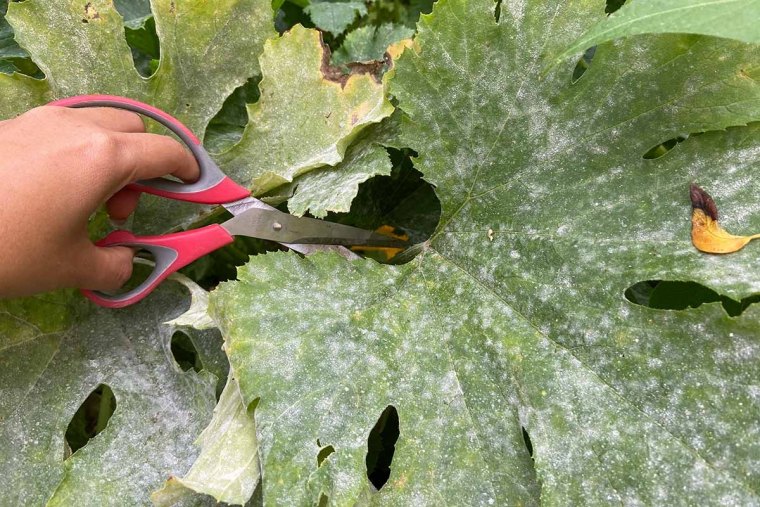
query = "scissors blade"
(221, 207, 409, 248)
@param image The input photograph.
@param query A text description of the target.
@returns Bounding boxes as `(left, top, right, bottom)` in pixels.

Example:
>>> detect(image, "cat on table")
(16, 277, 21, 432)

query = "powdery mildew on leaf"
(217, 25, 394, 196)
(0, 279, 220, 504)
(285, 114, 407, 217)
(4, 0, 274, 135)
(285, 129, 392, 218)
(212, 0, 760, 503)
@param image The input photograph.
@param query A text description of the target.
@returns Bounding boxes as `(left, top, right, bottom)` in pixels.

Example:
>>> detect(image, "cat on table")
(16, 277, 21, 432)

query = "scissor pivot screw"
(272, 222, 282, 231)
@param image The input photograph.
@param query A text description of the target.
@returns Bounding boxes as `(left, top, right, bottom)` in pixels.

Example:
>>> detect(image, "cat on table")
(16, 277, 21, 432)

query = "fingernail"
(110, 218, 128, 228)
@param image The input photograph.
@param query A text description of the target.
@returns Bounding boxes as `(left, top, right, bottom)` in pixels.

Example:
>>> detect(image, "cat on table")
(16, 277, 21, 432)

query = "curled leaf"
(690, 183, 760, 253)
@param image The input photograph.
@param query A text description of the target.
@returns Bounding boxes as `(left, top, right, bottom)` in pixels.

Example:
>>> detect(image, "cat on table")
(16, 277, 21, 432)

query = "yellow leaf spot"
(385, 39, 414, 62)
(83, 2, 100, 21)
(383, 39, 416, 87)
(690, 183, 760, 254)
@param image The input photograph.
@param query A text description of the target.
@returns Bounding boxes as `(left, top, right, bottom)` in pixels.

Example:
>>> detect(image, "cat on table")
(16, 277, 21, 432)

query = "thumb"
(76, 245, 135, 291)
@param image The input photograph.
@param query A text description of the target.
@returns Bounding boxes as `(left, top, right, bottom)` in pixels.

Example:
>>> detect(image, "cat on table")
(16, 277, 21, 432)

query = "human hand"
(0, 105, 199, 298)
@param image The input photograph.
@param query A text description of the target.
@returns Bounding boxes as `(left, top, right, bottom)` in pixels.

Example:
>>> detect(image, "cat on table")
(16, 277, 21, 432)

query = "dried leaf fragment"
(690, 183, 760, 253)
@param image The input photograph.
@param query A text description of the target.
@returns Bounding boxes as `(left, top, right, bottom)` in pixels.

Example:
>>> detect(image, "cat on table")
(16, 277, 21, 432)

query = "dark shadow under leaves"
(171, 331, 201, 372)
(625, 280, 760, 317)
(522, 426, 534, 458)
(65, 383, 117, 458)
(366, 405, 399, 490)
(642, 135, 689, 159)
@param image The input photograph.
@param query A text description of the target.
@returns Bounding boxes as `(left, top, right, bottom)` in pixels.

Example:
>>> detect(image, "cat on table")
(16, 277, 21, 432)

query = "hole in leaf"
(494, 0, 502, 22)
(327, 147, 441, 264)
(366, 405, 399, 490)
(642, 135, 689, 159)
(624, 280, 760, 317)
(606, 0, 627, 14)
(0, 2, 42, 77)
(317, 493, 329, 507)
(317, 444, 335, 467)
(275, 1, 315, 35)
(570, 0, 627, 83)
(521, 426, 533, 458)
(204, 75, 262, 153)
(114, 0, 160, 77)
(171, 331, 201, 372)
(65, 384, 117, 458)
(571, 46, 596, 83)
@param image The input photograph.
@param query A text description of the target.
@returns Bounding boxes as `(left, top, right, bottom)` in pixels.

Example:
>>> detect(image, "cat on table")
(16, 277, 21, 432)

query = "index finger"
(115, 131, 200, 184)
(50, 106, 146, 133)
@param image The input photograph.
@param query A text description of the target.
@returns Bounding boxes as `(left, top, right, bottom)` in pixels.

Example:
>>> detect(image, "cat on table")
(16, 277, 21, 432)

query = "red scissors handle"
(80, 226, 235, 308)
(50, 94, 252, 308)
(49, 95, 250, 204)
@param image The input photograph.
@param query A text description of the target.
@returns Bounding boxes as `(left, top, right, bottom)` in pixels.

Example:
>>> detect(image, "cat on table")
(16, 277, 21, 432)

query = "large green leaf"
(554, 0, 760, 67)
(211, 0, 760, 503)
(0, 275, 220, 504)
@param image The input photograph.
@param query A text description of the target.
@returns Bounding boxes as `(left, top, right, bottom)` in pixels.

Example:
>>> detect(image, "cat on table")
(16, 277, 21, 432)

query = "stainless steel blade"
(221, 196, 362, 259)
(221, 207, 409, 248)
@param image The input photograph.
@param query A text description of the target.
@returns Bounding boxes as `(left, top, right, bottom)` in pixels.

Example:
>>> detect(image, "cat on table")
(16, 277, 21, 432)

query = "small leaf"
(304, 1, 367, 36)
(151, 377, 260, 506)
(332, 23, 415, 65)
(285, 119, 395, 218)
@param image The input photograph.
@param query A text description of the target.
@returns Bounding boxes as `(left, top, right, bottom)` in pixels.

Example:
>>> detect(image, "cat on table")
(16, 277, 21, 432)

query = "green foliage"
(212, 0, 760, 503)
(0, 277, 220, 504)
(305, 0, 368, 36)
(0, 0, 38, 76)
(554, 0, 760, 67)
(332, 23, 414, 64)
(2, 0, 760, 504)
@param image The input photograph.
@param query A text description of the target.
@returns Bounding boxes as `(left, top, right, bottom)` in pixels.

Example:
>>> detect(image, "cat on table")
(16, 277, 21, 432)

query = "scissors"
(50, 95, 408, 308)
